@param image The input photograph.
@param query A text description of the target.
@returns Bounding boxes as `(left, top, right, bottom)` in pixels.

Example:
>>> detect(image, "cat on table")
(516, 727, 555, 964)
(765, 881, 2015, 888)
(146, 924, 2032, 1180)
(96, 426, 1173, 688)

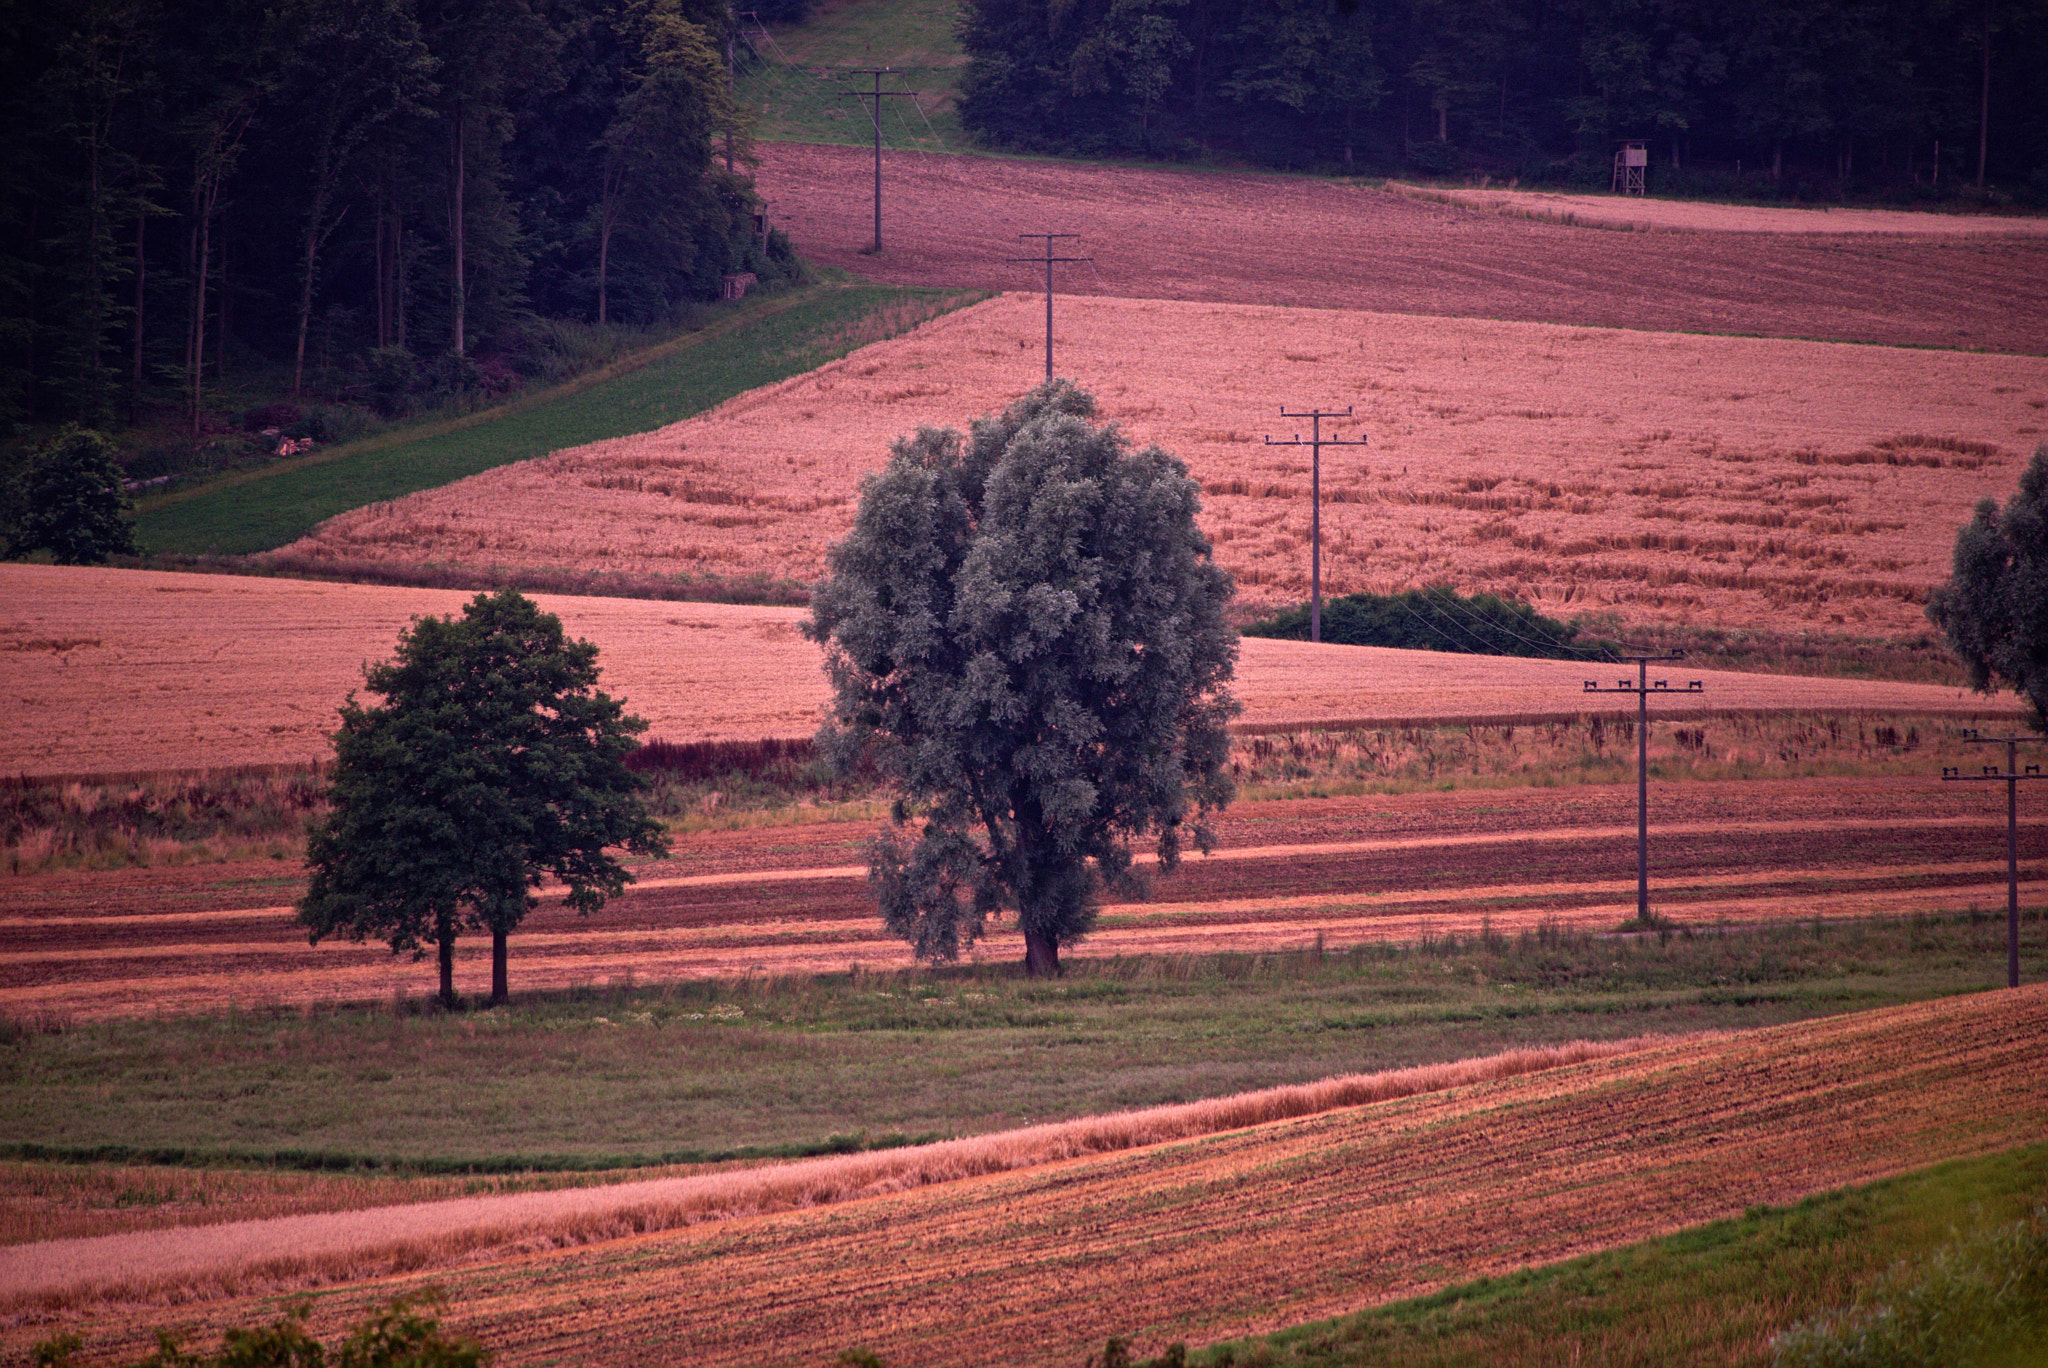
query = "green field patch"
(739, 0, 967, 150)
(0, 916, 2030, 1172)
(135, 282, 985, 557)
(1161, 1144, 2048, 1368)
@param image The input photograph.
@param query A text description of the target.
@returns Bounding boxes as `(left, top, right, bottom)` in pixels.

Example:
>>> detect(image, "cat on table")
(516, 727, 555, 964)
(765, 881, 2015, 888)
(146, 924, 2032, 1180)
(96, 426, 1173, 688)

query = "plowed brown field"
(0, 564, 2005, 777)
(8, 988, 2042, 1367)
(6, 777, 2038, 1022)
(1392, 182, 2048, 236)
(751, 143, 2048, 354)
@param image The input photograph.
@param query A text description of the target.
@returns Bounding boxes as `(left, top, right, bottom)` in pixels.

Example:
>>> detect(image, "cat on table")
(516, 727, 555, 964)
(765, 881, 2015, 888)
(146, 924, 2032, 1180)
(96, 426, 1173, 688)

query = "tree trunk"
(1022, 926, 1061, 977)
(130, 214, 146, 422)
(1977, 0, 1991, 190)
(189, 203, 209, 440)
(438, 926, 457, 1008)
(292, 179, 332, 397)
(449, 100, 466, 357)
(491, 927, 508, 1005)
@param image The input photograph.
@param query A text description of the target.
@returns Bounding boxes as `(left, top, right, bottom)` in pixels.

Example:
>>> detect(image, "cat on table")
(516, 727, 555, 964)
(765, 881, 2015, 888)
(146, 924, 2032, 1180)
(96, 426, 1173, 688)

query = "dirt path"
(10, 988, 2042, 1366)
(754, 143, 2048, 355)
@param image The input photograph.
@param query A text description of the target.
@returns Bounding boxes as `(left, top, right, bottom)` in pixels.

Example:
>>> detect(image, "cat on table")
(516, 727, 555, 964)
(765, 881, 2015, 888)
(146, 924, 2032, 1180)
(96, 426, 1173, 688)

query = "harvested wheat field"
(0, 564, 2009, 777)
(273, 292, 2048, 633)
(751, 142, 2048, 354)
(7, 988, 2042, 1366)
(6, 778, 2037, 1021)
(1393, 182, 2048, 236)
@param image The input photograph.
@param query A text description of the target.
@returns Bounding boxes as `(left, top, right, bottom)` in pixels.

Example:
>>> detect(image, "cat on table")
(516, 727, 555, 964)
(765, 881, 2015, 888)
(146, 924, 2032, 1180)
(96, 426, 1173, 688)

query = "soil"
(6, 778, 2038, 1021)
(752, 143, 2048, 355)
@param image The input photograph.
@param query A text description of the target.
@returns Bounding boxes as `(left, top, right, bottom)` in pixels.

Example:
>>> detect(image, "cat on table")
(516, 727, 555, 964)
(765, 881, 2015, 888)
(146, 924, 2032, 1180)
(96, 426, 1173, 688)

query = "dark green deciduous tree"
(299, 588, 668, 1007)
(6, 425, 138, 564)
(1926, 445, 2048, 732)
(806, 381, 1239, 976)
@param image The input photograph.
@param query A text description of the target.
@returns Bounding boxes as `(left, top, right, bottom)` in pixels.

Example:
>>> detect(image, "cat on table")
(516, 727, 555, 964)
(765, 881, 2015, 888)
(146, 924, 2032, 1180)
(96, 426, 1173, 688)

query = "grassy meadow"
(1164, 1142, 2048, 1368)
(134, 282, 985, 556)
(737, 0, 967, 151)
(3, 914, 2037, 1183)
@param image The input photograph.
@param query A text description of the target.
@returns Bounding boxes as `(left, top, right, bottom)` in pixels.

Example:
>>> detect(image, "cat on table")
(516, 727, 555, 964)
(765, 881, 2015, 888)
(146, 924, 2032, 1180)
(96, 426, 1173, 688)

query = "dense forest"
(957, 0, 2048, 193)
(0, 0, 802, 438)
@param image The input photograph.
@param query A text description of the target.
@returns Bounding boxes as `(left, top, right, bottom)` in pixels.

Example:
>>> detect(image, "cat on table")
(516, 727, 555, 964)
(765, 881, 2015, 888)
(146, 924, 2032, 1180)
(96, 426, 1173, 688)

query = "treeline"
(957, 0, 2048, 194)
(1, 0, 799, 434)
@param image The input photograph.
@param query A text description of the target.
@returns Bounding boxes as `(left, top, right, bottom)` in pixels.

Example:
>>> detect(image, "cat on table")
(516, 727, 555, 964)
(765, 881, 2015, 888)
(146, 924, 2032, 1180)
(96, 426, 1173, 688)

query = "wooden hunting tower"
(1612, 141, 1648, 195)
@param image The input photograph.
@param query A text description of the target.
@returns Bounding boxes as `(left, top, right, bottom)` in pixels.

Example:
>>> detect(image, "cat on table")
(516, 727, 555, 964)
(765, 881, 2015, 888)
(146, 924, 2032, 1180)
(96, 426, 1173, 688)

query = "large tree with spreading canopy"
(806, 380, 1239, 975)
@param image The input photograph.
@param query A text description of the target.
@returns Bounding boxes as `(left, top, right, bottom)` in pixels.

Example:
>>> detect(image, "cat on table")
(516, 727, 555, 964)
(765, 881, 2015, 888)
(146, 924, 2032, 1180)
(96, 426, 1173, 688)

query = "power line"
(1581, 653, 1705, 928)
(1005, 234, 1091, 383)
(1261, 408, 1367, 644)
(1943, 729, 2046, 988)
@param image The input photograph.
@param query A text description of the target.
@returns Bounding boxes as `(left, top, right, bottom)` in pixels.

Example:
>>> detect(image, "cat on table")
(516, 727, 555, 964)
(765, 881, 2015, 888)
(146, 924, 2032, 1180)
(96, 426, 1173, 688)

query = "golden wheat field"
(274, 292, 2048, 635)
(1395, 183, 2048, 235)
(6, 989, 2041, 1367)
(0, 563, 2004, 777)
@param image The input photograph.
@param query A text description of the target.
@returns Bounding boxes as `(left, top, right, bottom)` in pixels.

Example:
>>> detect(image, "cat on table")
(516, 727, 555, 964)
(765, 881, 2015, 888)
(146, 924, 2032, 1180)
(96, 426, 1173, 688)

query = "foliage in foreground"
(1101, 1144, 2048, 1368)
(1243, 586, 1607, 661)
(808, 380, 1240, 975)
(300, 589, 667, 1007)
(1926, 445, 2048, 732)
(1772, 1207, 2048, 1368)
(4, 428, 137, 566)
(34, 1290, 486, 1368)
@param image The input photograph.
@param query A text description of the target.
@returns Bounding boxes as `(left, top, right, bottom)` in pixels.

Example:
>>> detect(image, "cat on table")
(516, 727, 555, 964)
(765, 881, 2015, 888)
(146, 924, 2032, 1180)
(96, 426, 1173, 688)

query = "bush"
(1243, 586, 1608, 661)
(1771, 1208, 2048, 1367)
(32, 1291, 489, 1367)
(5, 425, 137, 563)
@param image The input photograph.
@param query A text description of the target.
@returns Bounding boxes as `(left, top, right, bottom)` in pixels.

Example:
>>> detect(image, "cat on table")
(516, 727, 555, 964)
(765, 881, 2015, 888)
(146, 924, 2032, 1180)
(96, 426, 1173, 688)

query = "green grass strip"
(136, 282, 987, 556)
(1169, 1143, 2048, 1368)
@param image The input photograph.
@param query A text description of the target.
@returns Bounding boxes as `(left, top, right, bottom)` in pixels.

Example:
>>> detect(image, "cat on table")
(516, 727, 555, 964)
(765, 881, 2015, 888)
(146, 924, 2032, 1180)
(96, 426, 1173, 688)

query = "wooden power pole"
(1262, 407, 1366, 643)
(1582, 657, 1704, 928)
(1006, 234, 1091, 382)
(849, 69, 917, 253)
(1944, 729, 2045, 987)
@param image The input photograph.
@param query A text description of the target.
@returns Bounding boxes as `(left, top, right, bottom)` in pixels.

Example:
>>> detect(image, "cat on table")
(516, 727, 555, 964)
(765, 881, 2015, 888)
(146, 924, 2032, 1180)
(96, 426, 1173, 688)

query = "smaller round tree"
(7, 427, 138, 565)
(299, 589, 668, 1006)
(1927, 445, 2048, 732)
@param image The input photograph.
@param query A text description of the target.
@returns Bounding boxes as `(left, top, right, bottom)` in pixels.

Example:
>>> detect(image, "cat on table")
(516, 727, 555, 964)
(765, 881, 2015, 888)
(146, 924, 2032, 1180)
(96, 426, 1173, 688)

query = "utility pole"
(1262, 407, 1367, 644)
(1943, 729, 2045, 988)
(849, 69, 917, 253)
(1582, 655, 1703, 928)
(1006, 234, 1091, 382)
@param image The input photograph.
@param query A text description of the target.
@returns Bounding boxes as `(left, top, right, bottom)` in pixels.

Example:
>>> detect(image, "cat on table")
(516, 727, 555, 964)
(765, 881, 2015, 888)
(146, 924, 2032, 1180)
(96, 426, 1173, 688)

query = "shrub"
(32, 1291, 489, 1368)
(1243, 585, 1608, 661)
(1771, 1208, 2048, 1367)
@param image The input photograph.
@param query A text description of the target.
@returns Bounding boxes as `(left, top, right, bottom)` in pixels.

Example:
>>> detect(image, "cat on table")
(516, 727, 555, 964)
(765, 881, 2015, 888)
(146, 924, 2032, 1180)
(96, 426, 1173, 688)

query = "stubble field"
(1, 563, 2004, 778)
(271, 292, 2048, 635)
(6, 988, 2041, 1367)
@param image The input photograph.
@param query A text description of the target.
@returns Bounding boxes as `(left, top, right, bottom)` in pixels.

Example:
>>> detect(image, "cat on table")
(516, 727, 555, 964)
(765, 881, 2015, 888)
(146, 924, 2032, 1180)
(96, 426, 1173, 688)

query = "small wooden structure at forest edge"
(1613, 141, 1648, 195)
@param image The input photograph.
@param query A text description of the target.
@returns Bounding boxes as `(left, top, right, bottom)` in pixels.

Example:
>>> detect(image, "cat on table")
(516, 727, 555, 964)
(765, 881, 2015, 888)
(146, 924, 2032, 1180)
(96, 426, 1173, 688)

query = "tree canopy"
(807, 381, 1239, 975)
(1927, 445, 2048, 732)
(5, 426, 137, 564)
(957, 0, 2048, 193)
(1, 0, 791, 431)
(299, 588, 668, 1006)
